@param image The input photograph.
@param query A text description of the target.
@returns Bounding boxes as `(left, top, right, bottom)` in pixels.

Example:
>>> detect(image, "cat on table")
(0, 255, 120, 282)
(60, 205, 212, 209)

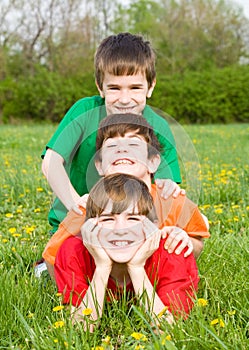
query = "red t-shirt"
(55, 235, 199, 317)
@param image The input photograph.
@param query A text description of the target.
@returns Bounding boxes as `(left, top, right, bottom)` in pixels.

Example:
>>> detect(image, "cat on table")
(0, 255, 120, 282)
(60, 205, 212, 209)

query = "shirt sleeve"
(154, 188, 210, 238)
(54, 236, 95, 307)
(143, 105, 181, 183)
(42, 208, 86, 265)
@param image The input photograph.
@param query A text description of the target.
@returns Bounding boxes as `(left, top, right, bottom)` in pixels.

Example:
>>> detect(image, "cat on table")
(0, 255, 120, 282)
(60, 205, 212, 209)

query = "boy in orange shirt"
(43, 113, 209, 279)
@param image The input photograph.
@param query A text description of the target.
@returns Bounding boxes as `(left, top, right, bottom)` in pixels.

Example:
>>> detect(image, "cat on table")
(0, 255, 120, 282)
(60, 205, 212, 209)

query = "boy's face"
(95, 132, 160, 186)
(97, 202, 145, 263)
(97, 72, 156, 115)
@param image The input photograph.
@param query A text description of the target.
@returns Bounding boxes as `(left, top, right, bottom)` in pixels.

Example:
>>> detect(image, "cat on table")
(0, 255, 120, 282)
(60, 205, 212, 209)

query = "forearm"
(42, 149, 80, 210)
(190, 237, 204, 259)
(128, 267, 173, 324)
(72, 267, 111, 323)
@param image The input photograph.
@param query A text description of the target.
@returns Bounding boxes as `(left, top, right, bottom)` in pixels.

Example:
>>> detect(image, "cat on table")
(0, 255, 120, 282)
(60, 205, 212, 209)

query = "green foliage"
(0, 65, 97, 123)
(151, 65, 249, 123)
(0, 123, 248, 349)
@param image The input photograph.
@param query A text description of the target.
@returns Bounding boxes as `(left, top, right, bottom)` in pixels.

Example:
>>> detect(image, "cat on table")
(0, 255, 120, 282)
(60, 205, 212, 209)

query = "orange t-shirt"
(42, 184, 210, 265)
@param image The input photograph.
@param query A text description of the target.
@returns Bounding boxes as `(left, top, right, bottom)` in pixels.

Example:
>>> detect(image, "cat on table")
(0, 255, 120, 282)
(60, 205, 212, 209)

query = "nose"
(116, 139, 128, 153)
(118, 90, 131, 104)
(113, 217, 127, 233)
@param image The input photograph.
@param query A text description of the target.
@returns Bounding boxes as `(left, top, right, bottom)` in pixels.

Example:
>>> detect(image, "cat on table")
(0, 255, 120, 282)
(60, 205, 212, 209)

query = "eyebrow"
(99, 212, 141, 217)
(106, 83, 145, 88)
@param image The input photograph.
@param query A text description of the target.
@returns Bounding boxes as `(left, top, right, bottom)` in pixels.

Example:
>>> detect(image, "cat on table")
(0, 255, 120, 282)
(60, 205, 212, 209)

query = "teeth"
(114, 159, 132, 165)
(111, 240, 130, 247)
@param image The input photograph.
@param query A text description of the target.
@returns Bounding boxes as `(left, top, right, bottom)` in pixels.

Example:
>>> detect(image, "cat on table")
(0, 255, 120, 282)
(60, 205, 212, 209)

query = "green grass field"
(0, 123, 248, 349)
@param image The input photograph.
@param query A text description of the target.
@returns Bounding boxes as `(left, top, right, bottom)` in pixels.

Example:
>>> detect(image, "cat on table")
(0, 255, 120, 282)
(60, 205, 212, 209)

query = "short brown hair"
(95, 32, 156, 90)
(95, 113, 161, 162)
(85, 173, 157, 222)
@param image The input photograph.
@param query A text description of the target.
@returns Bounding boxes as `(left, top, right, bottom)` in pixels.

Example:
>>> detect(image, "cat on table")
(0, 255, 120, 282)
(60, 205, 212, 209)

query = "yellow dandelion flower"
(246, 206, 249, 211)
(34, 208, 41, 213)
(215, 208, 223, 214)
(16, 209, 22, 214)
(210, 318, 225, 327)
(233, 216, 239, 222)
(25, 225, 36, 234)
(11, 247, 16, 252)
(91, 347, 104, 350)
(22, 169, 27, 174)
(157, 306, 168, 318)
(102, 336, 111, 344)
(64, 341, 68, 347)
(12, 233, 22, 238)
(52, 305, 64, 312)
(53, 339, 59, 343)
(227, 310, 236, 316)
(5, 213, 13, 218)
(2, 239, 8, 243)
(135, 345, 144, 350)
(161, 335, 172, 345)
(53, 320, 65, 328)
(36, 187, 44, 192)
(197, 298, 208, 307)
(56, 293, 62, 297)
(27, 312, 34, 318)
(82, 308, 93, 316)
(8, 227, 16, 234)
(131, 332, 147, 341)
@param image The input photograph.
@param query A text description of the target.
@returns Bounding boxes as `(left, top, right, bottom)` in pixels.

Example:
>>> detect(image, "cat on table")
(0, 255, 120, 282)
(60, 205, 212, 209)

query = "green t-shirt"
(42, 95, 181, 232)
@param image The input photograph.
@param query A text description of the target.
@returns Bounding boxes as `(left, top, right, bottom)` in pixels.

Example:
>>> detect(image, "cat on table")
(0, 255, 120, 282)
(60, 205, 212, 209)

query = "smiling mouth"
(113, 159, 134, 166)
(109, 240, 134, 247)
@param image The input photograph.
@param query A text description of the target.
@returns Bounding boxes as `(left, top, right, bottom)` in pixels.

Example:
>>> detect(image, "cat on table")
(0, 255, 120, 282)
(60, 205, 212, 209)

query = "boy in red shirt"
(55, 173, 199, 327)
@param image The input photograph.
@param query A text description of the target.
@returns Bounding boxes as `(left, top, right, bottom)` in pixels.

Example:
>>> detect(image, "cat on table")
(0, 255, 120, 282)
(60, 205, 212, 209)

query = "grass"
(0, 123, 249, 349)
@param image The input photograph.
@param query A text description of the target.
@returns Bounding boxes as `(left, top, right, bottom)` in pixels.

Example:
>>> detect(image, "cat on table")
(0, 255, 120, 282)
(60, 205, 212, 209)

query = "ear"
(95, 160, 104, 176)
(146, 79, 156, 98)
(148, 154, 161, 174)
(95, 80, 105, 98)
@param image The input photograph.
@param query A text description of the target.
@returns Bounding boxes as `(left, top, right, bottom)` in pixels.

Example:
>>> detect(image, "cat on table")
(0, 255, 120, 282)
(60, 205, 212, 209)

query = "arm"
(73, 219, 113, 327)
(127, 219, 174, 325)
(42, 149, 81, 213)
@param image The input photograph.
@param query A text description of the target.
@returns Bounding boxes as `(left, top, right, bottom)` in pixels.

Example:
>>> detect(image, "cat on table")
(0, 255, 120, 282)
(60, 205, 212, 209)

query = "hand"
(161, 226, 193, 257)
(155, 179, 186, 199)
(81, 219, 113, 269)
(127, 218, 161, 269)
(71, 194, 89, 215)
(77, 194, 89, 208)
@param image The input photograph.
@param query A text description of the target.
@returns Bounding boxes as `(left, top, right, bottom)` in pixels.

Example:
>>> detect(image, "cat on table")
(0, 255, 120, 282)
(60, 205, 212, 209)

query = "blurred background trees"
(0, 0, 248, 123)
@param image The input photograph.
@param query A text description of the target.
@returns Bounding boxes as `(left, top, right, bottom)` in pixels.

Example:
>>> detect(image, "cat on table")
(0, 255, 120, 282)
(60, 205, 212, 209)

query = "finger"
(71, 204, 84, 215)
(161, 226, 174, 239)
(155, 179, 163, 188)
(142, 218, 159, 239)
(172, 186, 181, 198)
(183, 244, 193, 257)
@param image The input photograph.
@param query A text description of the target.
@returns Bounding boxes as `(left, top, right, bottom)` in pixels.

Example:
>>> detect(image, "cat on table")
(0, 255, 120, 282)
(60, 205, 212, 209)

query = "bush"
(151, 65, 249, 123)
(0, 63, 248, 123)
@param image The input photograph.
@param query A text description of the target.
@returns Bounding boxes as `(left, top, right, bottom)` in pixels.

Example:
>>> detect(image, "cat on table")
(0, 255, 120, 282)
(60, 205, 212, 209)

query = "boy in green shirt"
(41, 32, 183, 237)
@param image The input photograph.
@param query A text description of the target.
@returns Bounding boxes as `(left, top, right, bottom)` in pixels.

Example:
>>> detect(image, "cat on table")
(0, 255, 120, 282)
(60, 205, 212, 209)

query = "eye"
(128, 142, 139, 146)
(99, 217, 114, 223)
(128, 216, 141, 221)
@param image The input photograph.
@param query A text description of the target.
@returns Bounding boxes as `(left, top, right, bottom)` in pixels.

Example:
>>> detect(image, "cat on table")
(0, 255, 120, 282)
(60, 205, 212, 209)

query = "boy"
(55, 173, 199, 327)
(41, 32, 183, 237)
(43, 114, 209, 278)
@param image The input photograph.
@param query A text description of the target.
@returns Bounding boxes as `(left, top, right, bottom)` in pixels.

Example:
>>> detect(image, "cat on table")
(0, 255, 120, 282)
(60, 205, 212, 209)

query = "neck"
(143, 174, 152, 191)
(110, 263, 131, 286)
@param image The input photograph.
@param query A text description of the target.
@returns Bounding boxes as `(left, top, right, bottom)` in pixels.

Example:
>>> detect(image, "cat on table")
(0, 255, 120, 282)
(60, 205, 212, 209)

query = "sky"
(231, 0, 249, 17)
